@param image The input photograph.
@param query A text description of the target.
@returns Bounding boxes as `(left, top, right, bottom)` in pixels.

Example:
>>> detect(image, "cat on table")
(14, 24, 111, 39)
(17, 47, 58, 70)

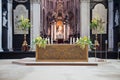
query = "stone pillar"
(30, 0, 40, 50)
(0, 0, 3, 51)
(80, 0, 90, 37)
(7, 0, 13, 51)
(108, 0, 114, 51)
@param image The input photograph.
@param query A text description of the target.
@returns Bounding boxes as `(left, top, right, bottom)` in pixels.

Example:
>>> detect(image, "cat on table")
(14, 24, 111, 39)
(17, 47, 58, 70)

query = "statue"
(56, 26, 64, 39)
(115, 9, 119, 26)
(3, 11, 7, 27)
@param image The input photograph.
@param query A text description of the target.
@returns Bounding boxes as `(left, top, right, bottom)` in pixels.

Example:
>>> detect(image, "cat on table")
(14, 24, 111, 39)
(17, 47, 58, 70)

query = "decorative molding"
(90, 0, 108, 9)
(90, 2, 97, 9)
(14, 0, 28, 3)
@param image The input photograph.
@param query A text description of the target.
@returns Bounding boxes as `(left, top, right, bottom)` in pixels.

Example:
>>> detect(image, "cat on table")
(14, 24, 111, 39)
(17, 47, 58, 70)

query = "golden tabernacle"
(36, 44, 88, 62)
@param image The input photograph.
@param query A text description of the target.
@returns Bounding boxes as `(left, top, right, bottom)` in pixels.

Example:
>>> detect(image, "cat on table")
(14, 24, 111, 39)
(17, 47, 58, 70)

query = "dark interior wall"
(12, 0, 30, 51)
(0, 51, 118, 59)
(113, 0, 120, 51)
(90, 0, 108, 51)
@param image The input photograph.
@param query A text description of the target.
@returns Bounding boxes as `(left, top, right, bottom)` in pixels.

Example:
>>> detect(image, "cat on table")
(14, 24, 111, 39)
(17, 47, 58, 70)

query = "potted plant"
(17, 15, 31, 51)
(76, 36, 92, 49)
(90, 18, 100, 47)
(33, 36, 47, 48)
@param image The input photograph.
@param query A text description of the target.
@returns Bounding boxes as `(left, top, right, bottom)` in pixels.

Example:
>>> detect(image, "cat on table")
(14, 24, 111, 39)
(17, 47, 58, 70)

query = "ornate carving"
(2, 11, 8, 27)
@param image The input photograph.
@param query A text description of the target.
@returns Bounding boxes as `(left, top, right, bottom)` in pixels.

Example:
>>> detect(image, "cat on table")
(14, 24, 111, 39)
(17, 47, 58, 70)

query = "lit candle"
(73, 37, 75, 44)
(70, 37, 72, 44)
(105, 40, 107, 44)
(64, 24, 65, 40)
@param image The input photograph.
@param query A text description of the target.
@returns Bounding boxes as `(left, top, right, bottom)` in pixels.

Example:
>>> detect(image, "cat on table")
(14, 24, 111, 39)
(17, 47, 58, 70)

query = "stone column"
(80, 0, 90, 37)
(30, 0, 40, 50)
(7, 0, 13, 51)
(108, 0, 114, 51)
(0, 0, 3, 51)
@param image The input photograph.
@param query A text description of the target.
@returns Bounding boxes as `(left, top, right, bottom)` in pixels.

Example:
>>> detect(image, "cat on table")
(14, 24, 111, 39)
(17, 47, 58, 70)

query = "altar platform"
(1, 58, 120, 80)
(12, 58, 99, 66)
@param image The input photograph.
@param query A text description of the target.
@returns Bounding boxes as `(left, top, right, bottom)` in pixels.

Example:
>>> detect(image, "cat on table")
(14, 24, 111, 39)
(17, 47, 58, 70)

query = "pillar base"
(3, 48, 9, 51)
(0, 48, 3, 51)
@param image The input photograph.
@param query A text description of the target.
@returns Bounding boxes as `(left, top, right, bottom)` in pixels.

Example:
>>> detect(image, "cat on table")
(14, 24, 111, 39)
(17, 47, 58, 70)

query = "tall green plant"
(18, 15, 31, 32)
(90, 18, 105, 33)
(90, 18, 99, 31)
(17, 15, 31, 51)
(90, 18, 102, 47)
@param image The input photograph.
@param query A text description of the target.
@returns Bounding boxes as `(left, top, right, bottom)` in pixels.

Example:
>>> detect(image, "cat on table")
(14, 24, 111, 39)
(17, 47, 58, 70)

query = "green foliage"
(18, 15, 31, 31)
(90, 18, 105, 33)
(33, 36, 47, 48)
(90, 18, 99, 30)
(76, 36, 92, 49)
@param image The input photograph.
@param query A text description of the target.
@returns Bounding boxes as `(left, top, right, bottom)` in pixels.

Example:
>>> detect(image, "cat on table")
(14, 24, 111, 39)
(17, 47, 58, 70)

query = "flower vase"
(22, 33, 29, 51)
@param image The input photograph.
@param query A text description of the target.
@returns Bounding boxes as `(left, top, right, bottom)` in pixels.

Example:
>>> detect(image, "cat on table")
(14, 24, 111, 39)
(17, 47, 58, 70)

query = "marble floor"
(0, 58, 120, 80)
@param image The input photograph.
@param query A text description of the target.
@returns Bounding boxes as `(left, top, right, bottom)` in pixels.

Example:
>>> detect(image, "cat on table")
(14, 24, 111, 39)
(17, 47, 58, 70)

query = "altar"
(36, 44, 88, 62)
